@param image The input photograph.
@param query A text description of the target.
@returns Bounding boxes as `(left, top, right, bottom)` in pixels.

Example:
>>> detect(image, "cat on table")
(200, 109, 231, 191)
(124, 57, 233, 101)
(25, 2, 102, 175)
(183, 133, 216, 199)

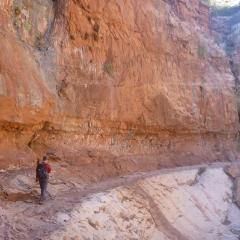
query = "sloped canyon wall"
(0, 0, 239, 173)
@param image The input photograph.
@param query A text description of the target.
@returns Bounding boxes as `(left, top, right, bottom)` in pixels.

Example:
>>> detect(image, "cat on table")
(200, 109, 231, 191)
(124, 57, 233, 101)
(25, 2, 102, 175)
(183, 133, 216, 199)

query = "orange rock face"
(0, 0, 238, 173)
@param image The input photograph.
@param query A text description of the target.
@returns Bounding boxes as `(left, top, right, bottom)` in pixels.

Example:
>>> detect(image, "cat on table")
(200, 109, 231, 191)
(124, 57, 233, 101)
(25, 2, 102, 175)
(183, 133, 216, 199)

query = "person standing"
(36, 155, 52, 204)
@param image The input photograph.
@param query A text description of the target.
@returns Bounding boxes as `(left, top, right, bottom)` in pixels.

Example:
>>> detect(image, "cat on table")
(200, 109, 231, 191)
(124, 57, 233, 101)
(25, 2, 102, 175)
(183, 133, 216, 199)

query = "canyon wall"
(0, 0, 239, 172)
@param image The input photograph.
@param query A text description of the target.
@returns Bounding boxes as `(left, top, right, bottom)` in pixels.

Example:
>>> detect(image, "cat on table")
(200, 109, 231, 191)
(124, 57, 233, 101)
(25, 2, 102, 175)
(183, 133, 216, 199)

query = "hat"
(43, 156, 49, 161)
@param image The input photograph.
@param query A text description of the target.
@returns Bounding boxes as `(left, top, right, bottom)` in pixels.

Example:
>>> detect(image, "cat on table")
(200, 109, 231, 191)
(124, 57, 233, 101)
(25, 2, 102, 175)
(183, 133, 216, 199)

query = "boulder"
(224, 164, 240, 179)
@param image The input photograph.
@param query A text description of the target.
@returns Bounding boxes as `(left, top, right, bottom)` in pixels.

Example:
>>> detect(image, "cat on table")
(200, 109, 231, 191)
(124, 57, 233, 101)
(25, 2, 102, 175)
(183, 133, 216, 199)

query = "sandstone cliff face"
(0, 0, 238, 170)
(211, 4, 240, 100)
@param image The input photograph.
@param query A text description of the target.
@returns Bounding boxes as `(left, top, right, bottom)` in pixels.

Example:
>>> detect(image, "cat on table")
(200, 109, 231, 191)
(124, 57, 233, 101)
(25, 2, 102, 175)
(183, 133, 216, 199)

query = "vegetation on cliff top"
(204, 0, 240, 17)
(210, 3, 240, 17)
(204, 0, 240, 16)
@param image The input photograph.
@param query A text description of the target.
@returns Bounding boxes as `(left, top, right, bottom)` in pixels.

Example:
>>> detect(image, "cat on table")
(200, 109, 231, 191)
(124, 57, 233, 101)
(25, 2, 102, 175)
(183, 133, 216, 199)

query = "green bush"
(15, 7, 21, 15)
(104, 61, 113, 76)
(92, 32, 99, 42)
(198, 167, 206, 175)
(70, 34, 75, 40)
(89, 46, 94, 51)
(36, 34, 43, 41)
(211, 4, 240, 17)
(23, 21, 32, 31)
(198, 46, 205, 59)
(84, 32, 89, 40)
(93, 23, 100, 32)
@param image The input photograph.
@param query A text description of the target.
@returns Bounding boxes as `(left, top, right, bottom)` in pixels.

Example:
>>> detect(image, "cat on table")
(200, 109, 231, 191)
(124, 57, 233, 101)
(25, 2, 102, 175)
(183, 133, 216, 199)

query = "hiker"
(36, 155, 52, 204)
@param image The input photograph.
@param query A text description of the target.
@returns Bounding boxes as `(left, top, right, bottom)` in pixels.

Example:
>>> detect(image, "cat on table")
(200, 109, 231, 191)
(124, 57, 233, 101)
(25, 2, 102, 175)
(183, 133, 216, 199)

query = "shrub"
(15, 7, 21, 15)
(13, 19, 18, 26)
(83, 32, 89, 40)
(36, 34, 43, 41)
(70, 34, 75, 40)
(104, 61, 113, 76)
(198, 46, 205, 59)
(92, 32, 99, 42)
(198, 167, 206, 175)
(211, 4, 240, 17)
(23, 21, 32, 31)
(87, 16, 92, 22)
(93, 23, 100, 32)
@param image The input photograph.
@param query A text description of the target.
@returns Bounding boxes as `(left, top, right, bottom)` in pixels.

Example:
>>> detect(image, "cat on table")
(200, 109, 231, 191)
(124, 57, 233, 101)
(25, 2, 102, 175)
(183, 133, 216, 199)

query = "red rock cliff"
(0, 0, 238, 173)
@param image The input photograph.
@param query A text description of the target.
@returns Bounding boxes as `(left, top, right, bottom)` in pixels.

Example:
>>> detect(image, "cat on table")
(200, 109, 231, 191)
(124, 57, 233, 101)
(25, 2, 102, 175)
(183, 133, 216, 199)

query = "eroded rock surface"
(224, 164, 240, 178)
(1, 162, 240, 240)
(0, 0, 239, 171)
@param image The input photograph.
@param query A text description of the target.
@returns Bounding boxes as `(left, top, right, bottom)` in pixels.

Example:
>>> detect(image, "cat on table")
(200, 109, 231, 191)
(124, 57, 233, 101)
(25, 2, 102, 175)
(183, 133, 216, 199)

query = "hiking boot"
(39, 200, 43, 204)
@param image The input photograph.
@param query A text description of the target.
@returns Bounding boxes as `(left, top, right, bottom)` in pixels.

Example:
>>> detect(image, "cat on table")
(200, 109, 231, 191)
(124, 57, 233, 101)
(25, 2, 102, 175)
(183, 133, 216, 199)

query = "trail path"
(0, 161, 239, 240)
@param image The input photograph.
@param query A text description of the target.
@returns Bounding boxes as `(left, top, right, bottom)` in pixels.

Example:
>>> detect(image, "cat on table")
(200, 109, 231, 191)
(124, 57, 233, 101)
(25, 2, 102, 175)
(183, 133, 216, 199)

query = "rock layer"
(0, 0, 239, 170)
